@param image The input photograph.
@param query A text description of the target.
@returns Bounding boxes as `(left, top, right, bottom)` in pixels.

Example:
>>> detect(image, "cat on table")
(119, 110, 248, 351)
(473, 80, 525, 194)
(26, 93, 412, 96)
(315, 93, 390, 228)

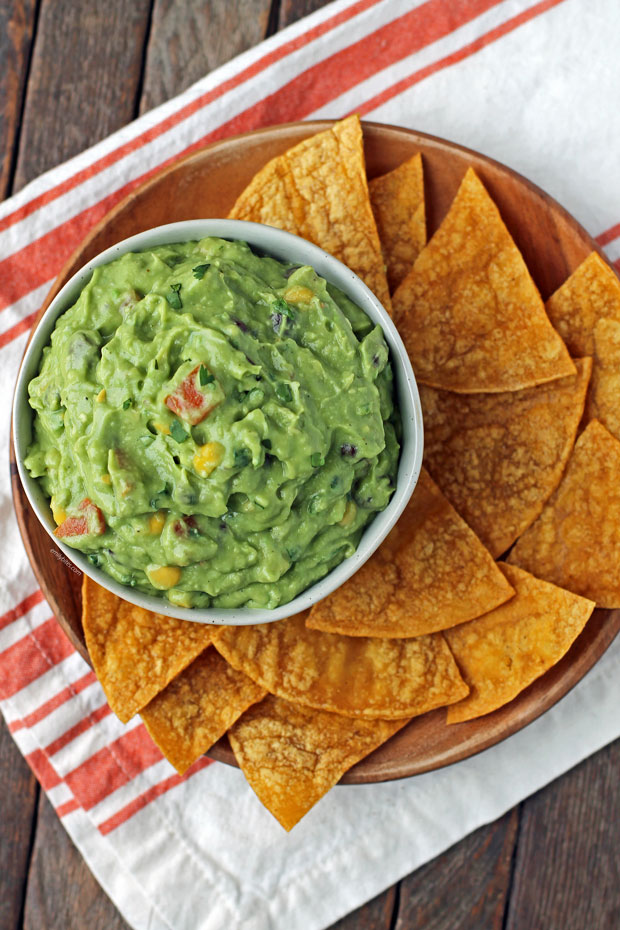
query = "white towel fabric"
(1, 2, 619, 928)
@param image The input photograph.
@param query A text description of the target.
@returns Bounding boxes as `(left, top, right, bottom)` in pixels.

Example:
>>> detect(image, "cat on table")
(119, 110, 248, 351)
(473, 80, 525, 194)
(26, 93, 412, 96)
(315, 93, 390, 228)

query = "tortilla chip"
(214, 612, 468, 719)
(141, 648, 266, 774)
(228, 115, 391, 311)
(587, 318, 620, 438)
(306, 468, 514, 638)
(369, 153, 425, 292)
(446, 564, 595, 724)
(421, 358, 592, 557)
(546, 252, 620, 440)
(82, 576, 214, 723)
(545, 251, 620, 355)
(508, 419, 620, 606)
(393, 167, 575, 393)
(229, 694, 408, 830)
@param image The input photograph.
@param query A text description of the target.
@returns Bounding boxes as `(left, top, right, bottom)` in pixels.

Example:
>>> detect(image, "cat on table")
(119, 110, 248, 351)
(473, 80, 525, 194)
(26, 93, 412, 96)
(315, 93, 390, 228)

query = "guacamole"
(25, 237, 400, 608)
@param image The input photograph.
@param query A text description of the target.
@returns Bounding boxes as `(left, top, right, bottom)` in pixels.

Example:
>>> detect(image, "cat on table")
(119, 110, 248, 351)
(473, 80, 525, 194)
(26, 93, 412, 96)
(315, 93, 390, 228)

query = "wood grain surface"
(12, 0, 152, 192)
(140, 0, 272, 114)
(2, 2, 619, 929)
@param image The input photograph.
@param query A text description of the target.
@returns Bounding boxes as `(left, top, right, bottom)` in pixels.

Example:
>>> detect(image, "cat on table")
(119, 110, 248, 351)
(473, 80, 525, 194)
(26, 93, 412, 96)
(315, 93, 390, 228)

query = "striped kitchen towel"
(2, 1, 620, 928)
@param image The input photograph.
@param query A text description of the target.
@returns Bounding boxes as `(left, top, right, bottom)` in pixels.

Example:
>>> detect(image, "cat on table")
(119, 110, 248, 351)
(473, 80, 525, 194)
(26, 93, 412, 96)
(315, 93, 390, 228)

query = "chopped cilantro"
(274, 382, 293, 403)
(167, 283, 183, 309)
(170, 419, 188, 443)
(122, 398, 132, 410)
(274, 297, 294, 319)
(234, 448, 252, 468)
(199, 364, 215, 386)
(192, 263, 210, 280)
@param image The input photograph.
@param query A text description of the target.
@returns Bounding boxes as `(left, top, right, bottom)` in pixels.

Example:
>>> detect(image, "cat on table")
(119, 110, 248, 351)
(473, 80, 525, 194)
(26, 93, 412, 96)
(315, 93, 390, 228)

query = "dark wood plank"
(328, 886, 396, 930)
(0, 0, 37, 198)
(139, 0, 273, 115)
(504, 739, 620, 930)
(393, 811, 519, 930)
(12, 0, 152, 192)
(279, 0, 330, 28)
(22, 790, 131, 930)
(0, 718, 39, 930)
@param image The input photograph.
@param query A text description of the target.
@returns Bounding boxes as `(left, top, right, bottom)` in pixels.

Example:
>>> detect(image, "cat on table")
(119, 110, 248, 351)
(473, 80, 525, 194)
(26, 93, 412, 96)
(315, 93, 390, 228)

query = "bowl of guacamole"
(13, 220, 423, 624)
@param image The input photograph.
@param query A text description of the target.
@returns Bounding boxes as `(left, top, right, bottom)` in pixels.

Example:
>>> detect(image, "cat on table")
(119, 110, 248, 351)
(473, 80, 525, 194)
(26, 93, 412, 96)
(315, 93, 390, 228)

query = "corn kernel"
(101, 474, 111, 485)
(148, 511, 166, 534)
(193, 441, 225, 477)
(284, 286, 315, 305)
(96, 388, 106, 403)
(339, 499, 357, 527)
(147, 565, 182, 589)
(50, 497, 67, 526)
(152, 421, 171, 435)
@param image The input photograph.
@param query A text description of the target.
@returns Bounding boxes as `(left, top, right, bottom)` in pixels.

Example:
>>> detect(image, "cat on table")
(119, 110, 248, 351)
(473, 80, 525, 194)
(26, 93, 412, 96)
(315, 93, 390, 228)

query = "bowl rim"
(13, 218, 423, 625)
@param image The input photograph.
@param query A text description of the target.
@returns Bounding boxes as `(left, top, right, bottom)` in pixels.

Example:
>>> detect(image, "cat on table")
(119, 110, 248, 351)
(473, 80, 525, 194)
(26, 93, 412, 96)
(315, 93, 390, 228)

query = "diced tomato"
(54, 515, 89, 537)
(173, 516, 198, 537)
(164, 366, 220, 425)
(54, 498, 105, 538)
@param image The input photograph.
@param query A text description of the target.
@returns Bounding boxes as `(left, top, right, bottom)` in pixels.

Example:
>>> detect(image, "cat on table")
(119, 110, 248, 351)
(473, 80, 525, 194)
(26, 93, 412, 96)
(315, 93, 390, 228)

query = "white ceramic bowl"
(13, 219, 423, 624)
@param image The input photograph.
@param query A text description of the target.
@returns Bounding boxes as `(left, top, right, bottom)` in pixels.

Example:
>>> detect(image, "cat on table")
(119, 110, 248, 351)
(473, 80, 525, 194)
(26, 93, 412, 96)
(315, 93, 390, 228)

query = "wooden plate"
(11, 121, 620, 783)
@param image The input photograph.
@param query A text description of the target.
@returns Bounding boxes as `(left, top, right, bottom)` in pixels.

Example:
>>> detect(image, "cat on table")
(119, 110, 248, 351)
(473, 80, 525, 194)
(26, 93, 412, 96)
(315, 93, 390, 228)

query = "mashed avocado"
(25, 237, 400, 608)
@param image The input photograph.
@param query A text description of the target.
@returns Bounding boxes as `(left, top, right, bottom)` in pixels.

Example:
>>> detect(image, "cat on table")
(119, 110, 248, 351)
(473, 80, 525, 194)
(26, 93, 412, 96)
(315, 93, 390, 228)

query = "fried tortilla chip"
(141, 648, 266, 774)
(229, 694, 409, 831)
(446, 564, 595, 723)
(393, 167, 575, 392)
(369, 153, 425, 292)
(306, 468, 514, 638)
(228, 115, 391, 311)
(214, 613, 468, 719)
(82, 576, 214, 723)
(421, 358, 592, 557)
(545, 252, 620, 355)
(588, 318, 620, 438)
(508, 420, 620, 606)
(546, 252, 620, 440)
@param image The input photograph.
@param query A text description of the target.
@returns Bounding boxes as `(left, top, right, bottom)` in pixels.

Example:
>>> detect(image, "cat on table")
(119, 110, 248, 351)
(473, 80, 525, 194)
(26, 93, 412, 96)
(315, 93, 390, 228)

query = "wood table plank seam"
(265, 0, 283, 38)
(388, 881, 402, 930)
(4, 0, 42, 199)
(501, 802, 524, 930)
(131, 0, 157, 121)
(16, 783, 41, 930)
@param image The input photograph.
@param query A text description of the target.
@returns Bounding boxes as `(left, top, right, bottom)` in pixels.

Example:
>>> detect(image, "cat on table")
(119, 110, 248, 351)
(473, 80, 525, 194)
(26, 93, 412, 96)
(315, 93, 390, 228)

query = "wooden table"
(1, 2, 618, 928)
